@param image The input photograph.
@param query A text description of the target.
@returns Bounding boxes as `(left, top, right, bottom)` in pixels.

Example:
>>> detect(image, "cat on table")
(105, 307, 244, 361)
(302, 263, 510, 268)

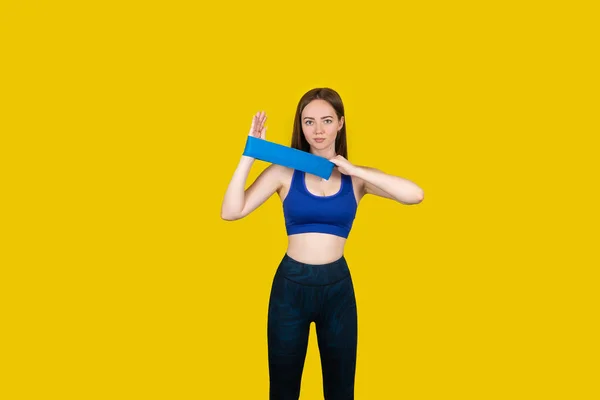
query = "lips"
(314, 138, 325, 143)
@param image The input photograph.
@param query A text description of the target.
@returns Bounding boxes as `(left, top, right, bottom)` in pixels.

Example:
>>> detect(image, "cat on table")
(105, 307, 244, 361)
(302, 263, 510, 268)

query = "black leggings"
(267, 253, 358, 400)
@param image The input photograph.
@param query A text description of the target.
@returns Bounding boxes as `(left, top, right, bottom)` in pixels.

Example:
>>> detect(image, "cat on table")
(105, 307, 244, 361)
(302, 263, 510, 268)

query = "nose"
(315, 122, 325, 134)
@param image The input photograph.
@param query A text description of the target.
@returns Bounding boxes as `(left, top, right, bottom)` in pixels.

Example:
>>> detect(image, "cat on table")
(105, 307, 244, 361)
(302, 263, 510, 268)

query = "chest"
(303, 173, 343, 196)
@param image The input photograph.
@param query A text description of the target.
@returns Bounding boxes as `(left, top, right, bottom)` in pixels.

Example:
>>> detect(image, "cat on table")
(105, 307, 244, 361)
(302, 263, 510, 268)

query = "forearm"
(354, 166, 424, 204)
(221, 155, 254, 218)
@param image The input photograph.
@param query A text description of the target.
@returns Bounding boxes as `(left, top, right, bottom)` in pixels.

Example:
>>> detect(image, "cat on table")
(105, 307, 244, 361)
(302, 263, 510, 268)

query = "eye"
(324, 119, 333, 124)
(305, 120, 313, 125)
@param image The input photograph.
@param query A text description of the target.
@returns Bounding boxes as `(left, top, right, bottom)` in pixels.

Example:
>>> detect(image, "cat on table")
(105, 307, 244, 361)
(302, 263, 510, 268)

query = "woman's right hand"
(249, 111, 267, 140)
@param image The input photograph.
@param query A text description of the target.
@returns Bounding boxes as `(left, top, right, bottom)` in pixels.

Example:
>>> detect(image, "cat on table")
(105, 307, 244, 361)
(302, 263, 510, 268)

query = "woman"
(221, 88, 424, 399)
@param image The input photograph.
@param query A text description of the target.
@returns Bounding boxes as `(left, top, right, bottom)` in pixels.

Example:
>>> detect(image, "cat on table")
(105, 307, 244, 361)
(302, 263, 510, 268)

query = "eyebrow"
(303, 116, 334, 120)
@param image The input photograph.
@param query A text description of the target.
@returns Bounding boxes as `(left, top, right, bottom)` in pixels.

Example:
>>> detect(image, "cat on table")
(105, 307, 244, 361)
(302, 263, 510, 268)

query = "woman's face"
(301, 99, 344, 151)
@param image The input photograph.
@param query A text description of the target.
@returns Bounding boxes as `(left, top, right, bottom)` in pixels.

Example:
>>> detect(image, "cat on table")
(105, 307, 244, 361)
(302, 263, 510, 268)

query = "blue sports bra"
(283, 169, 358, 238)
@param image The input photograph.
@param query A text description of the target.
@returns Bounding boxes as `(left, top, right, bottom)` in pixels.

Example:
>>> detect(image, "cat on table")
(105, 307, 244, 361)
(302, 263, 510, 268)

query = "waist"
(286, 233, 346, 264)
(277, 253, 350, 286)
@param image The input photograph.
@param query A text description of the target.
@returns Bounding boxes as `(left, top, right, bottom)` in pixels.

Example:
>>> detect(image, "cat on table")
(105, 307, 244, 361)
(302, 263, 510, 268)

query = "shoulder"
(350, 165, 381, 200)
(348, 173, 366, 204)
(261, 163, 294, 185)
(350, 172, 367, 194)
(269, 163, 294, 177)
(262, 165, 294, 199)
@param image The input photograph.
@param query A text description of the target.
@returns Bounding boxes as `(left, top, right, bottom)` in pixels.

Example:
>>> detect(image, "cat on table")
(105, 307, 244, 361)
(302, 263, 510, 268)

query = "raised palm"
(249, 111, 267, 139)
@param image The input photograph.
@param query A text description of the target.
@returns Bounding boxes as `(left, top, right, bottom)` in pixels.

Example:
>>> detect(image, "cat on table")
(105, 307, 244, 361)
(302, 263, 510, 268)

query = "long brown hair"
(291, 87, 348, 159)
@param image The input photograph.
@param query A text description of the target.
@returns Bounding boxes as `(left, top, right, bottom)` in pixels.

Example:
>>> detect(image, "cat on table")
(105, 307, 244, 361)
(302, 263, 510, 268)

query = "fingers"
(249, 116, 256, 137)
(259, 111, 267, 131)
(255, 110, 267, 138)
(251, 112, 260, 137)
(250, 111, 268, 138)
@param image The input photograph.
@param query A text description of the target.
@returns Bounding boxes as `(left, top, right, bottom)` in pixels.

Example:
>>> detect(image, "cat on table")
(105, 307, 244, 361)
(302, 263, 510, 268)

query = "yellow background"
(1, 1, 598, 399)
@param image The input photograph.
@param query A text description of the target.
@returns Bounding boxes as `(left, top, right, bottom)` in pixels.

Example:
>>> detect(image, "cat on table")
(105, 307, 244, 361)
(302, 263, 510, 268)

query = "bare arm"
(355, 166, 424, 205)
(220, 158, 282, 220)
(329, 155, 424, 205)
(221, 110, 281, 220)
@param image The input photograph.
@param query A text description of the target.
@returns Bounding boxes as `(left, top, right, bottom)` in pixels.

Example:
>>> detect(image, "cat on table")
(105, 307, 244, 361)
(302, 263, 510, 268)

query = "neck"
(310, 145, 336, 160)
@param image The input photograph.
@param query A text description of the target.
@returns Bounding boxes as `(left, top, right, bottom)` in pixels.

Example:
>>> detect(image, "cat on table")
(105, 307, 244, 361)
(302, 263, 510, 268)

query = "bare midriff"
(286, 233, 347, 264)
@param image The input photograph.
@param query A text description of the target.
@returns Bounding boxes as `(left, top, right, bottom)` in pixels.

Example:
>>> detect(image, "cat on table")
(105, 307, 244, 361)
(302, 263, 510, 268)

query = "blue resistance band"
(242, 136, 335, 180)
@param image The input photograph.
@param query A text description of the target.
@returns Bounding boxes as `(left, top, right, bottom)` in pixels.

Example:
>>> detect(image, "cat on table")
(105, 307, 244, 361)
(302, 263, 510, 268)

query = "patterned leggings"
(267, 253, 358, 400)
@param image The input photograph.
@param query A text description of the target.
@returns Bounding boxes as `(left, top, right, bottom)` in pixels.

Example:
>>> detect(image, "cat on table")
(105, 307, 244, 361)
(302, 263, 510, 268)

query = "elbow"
(402, 189, 424, 205)
(221, 207, 243, 221)
(414, 189, 424, 204)
(416, 189, 424, 203)
(221, 211, 240, 221)
(221, 213, 235, 221)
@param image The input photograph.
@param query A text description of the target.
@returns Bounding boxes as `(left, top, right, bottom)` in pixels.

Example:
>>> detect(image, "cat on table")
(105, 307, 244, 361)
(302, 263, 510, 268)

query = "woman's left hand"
(329, 155, 358, 176)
